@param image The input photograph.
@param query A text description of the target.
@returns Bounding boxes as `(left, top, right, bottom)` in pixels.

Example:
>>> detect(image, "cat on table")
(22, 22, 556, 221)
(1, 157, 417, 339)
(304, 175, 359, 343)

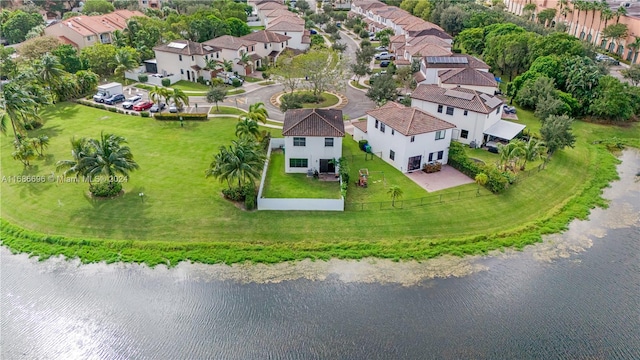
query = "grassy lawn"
(1, 103, 638, 265)
(209, 106, 246, 115)
(249, 25, 265, 31)
(259, 81, 276, 86)
(295, 91, 340, 108)
(228, 89, 246, 95)
(350, 80, 367, 89)
(171, 81, 211, 92)
(262, 151, 341, 199)
(242, 76, 263, 83)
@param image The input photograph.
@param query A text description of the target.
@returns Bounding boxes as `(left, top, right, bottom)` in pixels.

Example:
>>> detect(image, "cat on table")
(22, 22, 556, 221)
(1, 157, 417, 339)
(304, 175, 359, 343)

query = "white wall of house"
(360, 115, 452, 173)
(411, 98, 502, 145)
(437, 82, 498, 95)
(271, 30, 306, 50)
(284, 136, 343, 173)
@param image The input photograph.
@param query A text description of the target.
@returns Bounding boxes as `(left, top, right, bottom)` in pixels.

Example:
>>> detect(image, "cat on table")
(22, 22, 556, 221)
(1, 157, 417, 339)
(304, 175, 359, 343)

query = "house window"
(179, 55, 182, 61)
(251, 46, 254, 51)
(460, 130, 469, 139)
(285, 32, 287, 35)
(437, 105, 443, 113)
(180, 69, 184, 74)
(205, 55, 208, 60)
(428, 152, 433, 162)
(391, 129, 394, 135)
(380, 123, 385, 133)
(496, 107, 500, 114)
(435, 130, 445, 140)
(464, 110, 468, 116)
(293, 137, 306, 146)
(216, 53, 219, 58)
(324, 138, 334, 147)
(375, 120, 379, 129)
(389, 150, 395, 160)
(87, 36, 93, 41)
(191, 55, 194, 61)
(410, 135, 415, 142)
(290, 158, 308, 167)
(437, 151, 444, 160)
(446, 106, 454, 115)
(264, 43, 268, 49)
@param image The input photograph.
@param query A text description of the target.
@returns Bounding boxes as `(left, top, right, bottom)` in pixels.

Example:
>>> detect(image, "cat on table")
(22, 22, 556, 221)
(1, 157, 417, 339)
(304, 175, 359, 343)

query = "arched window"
(580, 31, 585, 40)
(617, 45, 624, 56)
(608, 42, 615, 52)
(587, 34, 592, 42)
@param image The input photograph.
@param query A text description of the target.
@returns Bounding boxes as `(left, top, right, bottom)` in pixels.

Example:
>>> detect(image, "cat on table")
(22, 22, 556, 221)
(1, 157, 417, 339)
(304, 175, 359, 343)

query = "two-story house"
(153, 40, 221, 82)
(44, 10, 144, 49)
(411, 85, 524, 146)
(240, 30, 291, 65)
(352, 102, 456, 173)
(418, 54, 490, 85)
(282, 109, 345, 174)
(266, 15, 310, 50)
(437, 68, 498, 95)
(202, 35, 258, 75)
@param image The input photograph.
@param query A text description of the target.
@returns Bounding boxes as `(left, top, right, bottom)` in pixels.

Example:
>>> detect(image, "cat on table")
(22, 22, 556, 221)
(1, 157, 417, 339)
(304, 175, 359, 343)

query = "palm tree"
(235, 117, 260, 139)
(210, 139, 266, 189)
(56, 137, 92, 181)
(387, 185, 403, 207)
(572, 0, 586, 37)
(236, 51, 253, 75)
(84, 132, 140, 190)
(35, 53, 65, 103)
(497, 141, 525, 171)
(520, 137, 546, 170)
(221, 58, 233, 72)
(523, 3, 537, 21)
(0, 83, 40, 143)
(169, 88, 189, 109)
(112, 48, 139, 84)
(596, 7, 614, 47)
(246, 102, 268, 124)
(149, 85, 170, 105)
(205, 58, 224, 76)
(31, 134, 49, 156)
(474, 173, 488, 194)
(614, 5, 627, 24)
(12, 137, 37, 167)
(627, 36, 640, 63)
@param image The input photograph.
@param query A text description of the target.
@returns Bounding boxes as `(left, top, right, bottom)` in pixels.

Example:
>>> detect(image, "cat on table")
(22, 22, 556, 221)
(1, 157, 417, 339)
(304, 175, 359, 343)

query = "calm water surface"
(2, 150, 639, 359)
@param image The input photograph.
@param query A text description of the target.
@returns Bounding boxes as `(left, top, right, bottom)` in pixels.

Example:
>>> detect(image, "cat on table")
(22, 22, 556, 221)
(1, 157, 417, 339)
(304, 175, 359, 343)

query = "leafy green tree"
(310, 34, 325, 48)
(439, 6, 468, 36)
(515, 76, 556, 110)
(456, 28, 485, 55)
(80, 43, 118, 77)
(295, 0, 310, 12)
(226, 17, 250, 37)
(51, 73, 81, 102)
(483, 31, 538, 81)
(537, 8, 557, 26)
(62, 11, 81, 20)
(1, 10, 44, 44)
(376, 29, 394, 48)
(366, 72, 398, 105)
(82, 0, 115, 14)
(412, 0, 432, 20)
(620, 64, 640, 86)
(540, 114, 576, 158)
(535, 94, 568, 121)
(235, 118, 260, 139)
(602, 23, 628, 51)
(206, 85, 228, 111)
(0, 46, 18, 79)
(12, 137, 37, 167)
(474, 172, 488, 193)
(295, 49, 347, 97)
(589, 76, 634, 122)
(563, 56, 603, 111)
(350, 60, 371, 83)
(17, 36, 61, 61)
(532, 32, 586, 59)
(53, 44, 85, 73)
(520, 137, 545, 170)
(112, 47, 140, 82)
(387, 185, 403, 207)
(75, 70, 99, 96)
(0, 83, 41, 142)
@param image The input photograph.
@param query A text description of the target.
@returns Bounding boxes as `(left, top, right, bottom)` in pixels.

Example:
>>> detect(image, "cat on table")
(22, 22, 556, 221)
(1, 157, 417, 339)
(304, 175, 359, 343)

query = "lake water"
(2, 150, 639, 359)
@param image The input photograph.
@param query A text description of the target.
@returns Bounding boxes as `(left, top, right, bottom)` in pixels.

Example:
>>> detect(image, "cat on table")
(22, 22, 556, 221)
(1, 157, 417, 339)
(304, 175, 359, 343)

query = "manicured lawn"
(249, 25, 265, 31)
(292, 91, 340, 108)
(262, 151, 341, 199)
(209, 106, 246, 115)
(228, 89, 245, 95)
(1, 103, 638, 265)
(350, 80, 367, 89)
(242, 76, 262, 83)
(259, 81, 276, 86)
(171, 80, 211, 92)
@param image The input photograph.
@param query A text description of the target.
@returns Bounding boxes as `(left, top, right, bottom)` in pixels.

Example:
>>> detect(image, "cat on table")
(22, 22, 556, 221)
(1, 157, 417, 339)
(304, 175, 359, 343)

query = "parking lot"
(97, 86, 214, 115)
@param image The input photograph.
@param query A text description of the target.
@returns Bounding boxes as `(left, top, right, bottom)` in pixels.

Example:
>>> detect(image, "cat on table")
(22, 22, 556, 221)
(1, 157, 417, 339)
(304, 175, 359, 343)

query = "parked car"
(150, 102, 166, 113)
(380, 60, 391, 67)
(503, 105, 517, 114)
(133, 100, 153, 111)
(375, 46, 388, 52)
(122, 95, 142, 109)
(595, 53, 620, 65)
(169, 103, 183, 113)
(375, 52, 395, 61)
(104, 93, 126, 105)
(309, 29, 317, 35)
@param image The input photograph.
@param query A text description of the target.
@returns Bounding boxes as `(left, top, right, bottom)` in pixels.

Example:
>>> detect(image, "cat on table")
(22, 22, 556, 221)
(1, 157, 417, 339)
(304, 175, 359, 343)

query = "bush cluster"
(140, 111, 150, 118)
(154, 113, 208, 121)
(90, 182, 122, 197)
(161, 78, 171, 87)
(222, 183, 257, 210)
(448, 142, 511, 193)
(138, 74, 148, 83)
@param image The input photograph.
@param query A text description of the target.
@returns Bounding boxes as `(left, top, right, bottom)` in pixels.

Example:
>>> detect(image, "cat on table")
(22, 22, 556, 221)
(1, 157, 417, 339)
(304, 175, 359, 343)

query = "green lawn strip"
(135, 84, 153, 91)
(228, 89, 246, 95)
(350, 80, 367, 89)
(171, 80, 211, 92)
(296, 91, 340, 108)
(209, 106, 247, 115)
(259, 81, 276, 86)
(262, 152, 340, 199)
(0, 103, 637, 265)
(242, 76, 262, 83)
(249, 26, 265, 31)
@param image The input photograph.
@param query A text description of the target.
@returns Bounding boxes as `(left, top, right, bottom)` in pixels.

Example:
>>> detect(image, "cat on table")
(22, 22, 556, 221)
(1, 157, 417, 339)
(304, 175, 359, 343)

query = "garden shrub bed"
(154, 113, 208, 121)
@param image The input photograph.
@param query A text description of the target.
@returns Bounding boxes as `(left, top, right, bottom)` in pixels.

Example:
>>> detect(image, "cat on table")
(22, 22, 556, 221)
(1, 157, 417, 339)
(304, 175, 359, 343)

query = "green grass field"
(296, 91, 340, 108)
(171, 80, 211, 92)
(209, 106, 247, 115)
(262, 151, 341, 199)
(1, 103, 638, 265)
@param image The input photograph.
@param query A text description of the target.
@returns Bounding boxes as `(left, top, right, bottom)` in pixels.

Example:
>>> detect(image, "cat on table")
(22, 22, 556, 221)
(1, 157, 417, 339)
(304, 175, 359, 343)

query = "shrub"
(243, 184, 257, 210)
(140, 111, 150, 118)
(197, 76, 205, 84)
(262, 71, 270, 80)
(154, 113, 208, 121)
(90, 182, 122, 197)
(423, 162, 442, 173)
(231, 78, 243, 88)
(280, 93, 303, 112)
(359, 29, 369, 39)
(138, 74, 148, 83)
(358, 140, 368, 151)
(108, 107, 117, 112)
(448, 142, 510, 193)
(161, 78, 170, 87)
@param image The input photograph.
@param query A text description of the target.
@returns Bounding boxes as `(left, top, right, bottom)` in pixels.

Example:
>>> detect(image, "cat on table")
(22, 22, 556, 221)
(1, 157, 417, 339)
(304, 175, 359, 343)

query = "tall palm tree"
(587, 1, 606, 43)
(221, 58, 233, 72)
(596, 7, 614, 47)
(56, 137, 92, 182)
(614, 5, 627, 24)
(520, 137, 545, 170)
(0, 83, 40, 143)
(627, 36, 640, 63)
(579, 1, 595, 40)
(35, 53, 65, 103)
(112, 48, 139, 84)
(149, 85, 170, 105)
(387, 185, 403, 207)
(169, 88, 189, 109)
(246, 102, 268, 124)
(84, 132, 140, 190)
(208, 139, 266, 189)
(235, 117, 260, 139)
(572, 0, 586, 37)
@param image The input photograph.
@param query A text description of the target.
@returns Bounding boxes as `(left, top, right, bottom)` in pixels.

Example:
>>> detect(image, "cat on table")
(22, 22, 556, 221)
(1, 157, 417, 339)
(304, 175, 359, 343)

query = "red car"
(133, 101, 153, 111)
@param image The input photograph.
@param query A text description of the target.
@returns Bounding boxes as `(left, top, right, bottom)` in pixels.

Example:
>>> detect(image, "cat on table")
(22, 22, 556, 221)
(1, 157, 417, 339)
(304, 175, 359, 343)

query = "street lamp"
(179, 116, 184, 128)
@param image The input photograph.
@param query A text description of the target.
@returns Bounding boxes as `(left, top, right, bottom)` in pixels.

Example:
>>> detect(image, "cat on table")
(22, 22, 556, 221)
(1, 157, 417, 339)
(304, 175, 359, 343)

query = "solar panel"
(167, 42, 187, 49)
(203, 45, 214, 51)
(426, 56, 468, 64)
(444, 89, 474, 100)
(480, 93, 502, 108)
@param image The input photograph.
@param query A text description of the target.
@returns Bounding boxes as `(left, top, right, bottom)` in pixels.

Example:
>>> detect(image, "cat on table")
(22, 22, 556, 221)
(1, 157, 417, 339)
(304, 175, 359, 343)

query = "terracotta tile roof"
(402, 20, 444, 33)
(263, 8, 293, 18)
(283, 109, 345, 137)
(202, 35, 256, 50)
(411, 84, 503, 114)
(392, 14, 422, 26)
(413, 71, 426, 83)
(352, 120, 368, 133)
(257, 2, 287, 10)
(361, 2, 387, 11)
(367, 102, 455, 136)
(154, 39, 220, 55)
(390, 35, 405, 43)
(407, 28, 453, 40)
(406, 43, 451, 57)
(241, 30, 290, 43)
(373, 7, 410, 20)
(55, 10, 144, 37)
(395, 58, 411, 65)
(57, 36, 78, 47)
(267, 16, 305, 32)
(407, 35, 450, 48)
(438, 68, 497, 87)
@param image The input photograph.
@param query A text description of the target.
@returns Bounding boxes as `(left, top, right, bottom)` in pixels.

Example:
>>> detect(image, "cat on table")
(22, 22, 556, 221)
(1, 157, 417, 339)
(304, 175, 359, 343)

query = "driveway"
(405, 166, 474, 192)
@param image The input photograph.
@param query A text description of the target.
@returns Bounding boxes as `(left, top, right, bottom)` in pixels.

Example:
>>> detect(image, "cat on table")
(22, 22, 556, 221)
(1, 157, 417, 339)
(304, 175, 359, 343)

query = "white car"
(122, 95, 142, 109)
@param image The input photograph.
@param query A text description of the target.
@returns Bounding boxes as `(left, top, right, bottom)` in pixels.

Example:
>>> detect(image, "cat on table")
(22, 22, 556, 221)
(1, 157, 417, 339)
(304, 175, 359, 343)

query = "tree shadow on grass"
(41, 102, 81, 120)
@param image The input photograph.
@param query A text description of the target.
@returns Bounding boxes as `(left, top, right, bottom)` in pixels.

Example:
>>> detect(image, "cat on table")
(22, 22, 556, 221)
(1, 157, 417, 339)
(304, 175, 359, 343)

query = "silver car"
(122, 95, 142, 109)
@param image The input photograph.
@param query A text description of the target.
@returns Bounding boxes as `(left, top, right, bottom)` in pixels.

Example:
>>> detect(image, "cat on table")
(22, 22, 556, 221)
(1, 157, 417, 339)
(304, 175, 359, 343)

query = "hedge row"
(448, 142, 511, 193)
(154, 113, 208, 121)
(75, 100, 141, 116)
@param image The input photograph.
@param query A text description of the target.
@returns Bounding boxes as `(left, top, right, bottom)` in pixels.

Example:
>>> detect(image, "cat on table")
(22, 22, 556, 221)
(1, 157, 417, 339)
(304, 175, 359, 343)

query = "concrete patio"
(405, 165, 474, 192)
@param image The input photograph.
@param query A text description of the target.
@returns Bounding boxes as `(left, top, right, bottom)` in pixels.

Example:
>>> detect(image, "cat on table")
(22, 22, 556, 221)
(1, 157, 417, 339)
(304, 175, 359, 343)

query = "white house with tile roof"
(266, 15, 310, 50)
(410, 84, 525, 146)
(153, 39, 221, 82)
(201, 35, 258, 75)
(352, 102, 456, 172)
(418, 54, 491, 85)
(282, 109, 345, 174)
(240, 30, 291, 64)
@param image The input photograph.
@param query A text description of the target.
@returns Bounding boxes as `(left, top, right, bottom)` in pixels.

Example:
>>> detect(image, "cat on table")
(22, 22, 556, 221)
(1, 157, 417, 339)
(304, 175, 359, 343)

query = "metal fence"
(345, 188, 491, 211)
